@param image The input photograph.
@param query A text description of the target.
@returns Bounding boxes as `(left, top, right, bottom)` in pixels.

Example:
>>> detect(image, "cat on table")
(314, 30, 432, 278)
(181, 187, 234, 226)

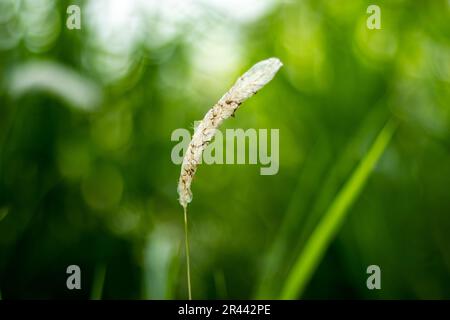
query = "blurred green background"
(0, 0, 449, 299)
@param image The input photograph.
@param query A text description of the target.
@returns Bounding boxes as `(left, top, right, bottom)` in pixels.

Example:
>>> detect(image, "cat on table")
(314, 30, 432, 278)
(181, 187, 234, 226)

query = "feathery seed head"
(178, 57, 283, 208)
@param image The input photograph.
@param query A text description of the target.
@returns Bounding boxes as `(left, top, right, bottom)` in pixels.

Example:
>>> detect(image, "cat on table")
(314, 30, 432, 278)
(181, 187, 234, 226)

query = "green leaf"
(280, 119, 398, 299)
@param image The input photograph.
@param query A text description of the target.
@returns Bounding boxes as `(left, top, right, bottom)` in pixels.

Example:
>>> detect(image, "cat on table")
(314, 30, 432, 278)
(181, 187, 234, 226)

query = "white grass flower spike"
(178, 57, 283, 208)
(177, 57, 282, 300)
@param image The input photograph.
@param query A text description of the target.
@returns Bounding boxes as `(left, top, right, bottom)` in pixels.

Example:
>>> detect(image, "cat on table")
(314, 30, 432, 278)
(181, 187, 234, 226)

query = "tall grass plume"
(177, 58, 283, 299)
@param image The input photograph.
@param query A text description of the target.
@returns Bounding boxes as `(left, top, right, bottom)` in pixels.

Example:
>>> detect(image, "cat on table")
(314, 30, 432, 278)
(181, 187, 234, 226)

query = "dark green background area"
(0, 0, 449, 299)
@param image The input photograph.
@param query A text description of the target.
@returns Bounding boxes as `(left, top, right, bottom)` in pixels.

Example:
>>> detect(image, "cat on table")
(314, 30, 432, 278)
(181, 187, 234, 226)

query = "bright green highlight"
(281, 119, 398, 299)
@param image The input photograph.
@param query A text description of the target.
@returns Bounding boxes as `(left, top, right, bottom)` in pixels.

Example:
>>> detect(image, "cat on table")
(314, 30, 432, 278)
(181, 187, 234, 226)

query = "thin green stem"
(280, 118, 398, 299)
(183, 206, 192, 300)
(90, 264, 106, 300)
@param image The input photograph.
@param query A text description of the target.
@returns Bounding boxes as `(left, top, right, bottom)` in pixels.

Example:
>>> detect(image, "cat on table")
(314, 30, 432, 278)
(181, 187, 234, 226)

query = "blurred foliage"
(0, 0, 449, 299)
